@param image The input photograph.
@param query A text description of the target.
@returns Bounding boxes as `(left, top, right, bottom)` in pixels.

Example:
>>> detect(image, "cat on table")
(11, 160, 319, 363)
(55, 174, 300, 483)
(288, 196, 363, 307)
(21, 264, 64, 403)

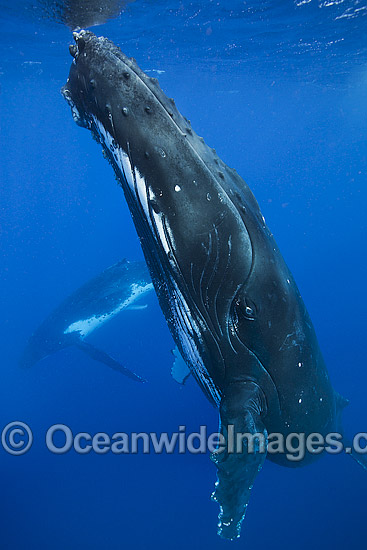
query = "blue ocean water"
(1, 1, 367, 548)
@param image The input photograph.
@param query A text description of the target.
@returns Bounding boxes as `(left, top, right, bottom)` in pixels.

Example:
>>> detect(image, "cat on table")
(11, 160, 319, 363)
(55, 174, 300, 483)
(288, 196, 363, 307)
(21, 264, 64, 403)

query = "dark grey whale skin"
(62, 30, 342, 539)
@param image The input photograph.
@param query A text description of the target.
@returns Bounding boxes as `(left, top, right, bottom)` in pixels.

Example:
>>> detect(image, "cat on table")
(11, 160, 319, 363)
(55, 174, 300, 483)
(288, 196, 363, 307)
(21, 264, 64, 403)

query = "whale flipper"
(171, 347, 191, 385)
(75, 340, 146, 382)
(211, 381, 267, 539)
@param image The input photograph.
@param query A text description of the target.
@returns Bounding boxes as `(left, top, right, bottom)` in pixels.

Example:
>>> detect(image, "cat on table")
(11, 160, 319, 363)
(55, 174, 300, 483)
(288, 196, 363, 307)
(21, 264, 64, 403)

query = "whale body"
(62, 30, 353, 539)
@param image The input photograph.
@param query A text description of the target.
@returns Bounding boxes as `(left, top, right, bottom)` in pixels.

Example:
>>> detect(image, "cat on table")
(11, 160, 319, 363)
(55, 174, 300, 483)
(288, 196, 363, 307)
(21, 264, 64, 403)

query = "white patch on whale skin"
(64, 282, 153, 338)
(134, 165, 150, 220)
(93, 117, 134, 188)
(151, 209, 170, 254)
(71, 104, 83, 125)
(169, 279, 221, 405)
(62, 85, 86, 127)
(117, 146, 135, 189)
(93, 117, 150, 221)
(93, 116, 176, 258)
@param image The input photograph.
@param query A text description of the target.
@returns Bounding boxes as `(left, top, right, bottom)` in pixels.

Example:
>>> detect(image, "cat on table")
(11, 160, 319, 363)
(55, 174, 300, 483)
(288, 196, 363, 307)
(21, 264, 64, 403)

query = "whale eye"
(235, 295, 257, 321)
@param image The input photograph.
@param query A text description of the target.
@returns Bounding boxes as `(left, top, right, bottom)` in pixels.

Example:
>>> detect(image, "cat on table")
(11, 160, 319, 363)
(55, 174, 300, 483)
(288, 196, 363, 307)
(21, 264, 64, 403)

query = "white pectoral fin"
(171, 347, 191, 385)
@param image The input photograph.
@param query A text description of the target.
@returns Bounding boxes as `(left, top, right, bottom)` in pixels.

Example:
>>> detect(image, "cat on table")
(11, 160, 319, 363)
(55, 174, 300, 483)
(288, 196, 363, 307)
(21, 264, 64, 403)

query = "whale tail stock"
(335, 391, 367, 471)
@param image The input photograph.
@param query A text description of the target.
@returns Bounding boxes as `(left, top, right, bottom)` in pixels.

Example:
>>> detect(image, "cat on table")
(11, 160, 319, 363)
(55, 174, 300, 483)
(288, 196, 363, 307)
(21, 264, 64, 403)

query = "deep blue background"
(1, 1, 366, 548)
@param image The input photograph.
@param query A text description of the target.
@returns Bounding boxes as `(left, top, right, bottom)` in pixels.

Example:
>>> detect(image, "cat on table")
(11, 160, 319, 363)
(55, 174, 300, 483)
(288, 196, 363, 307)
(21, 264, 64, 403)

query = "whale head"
(62, 30, 256, 246)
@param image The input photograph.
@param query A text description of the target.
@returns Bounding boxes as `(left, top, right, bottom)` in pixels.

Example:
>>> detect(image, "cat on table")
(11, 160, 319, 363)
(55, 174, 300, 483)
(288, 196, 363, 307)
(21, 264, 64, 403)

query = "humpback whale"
(62, 30, 363, 539)
(21, 259, 152, 382)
